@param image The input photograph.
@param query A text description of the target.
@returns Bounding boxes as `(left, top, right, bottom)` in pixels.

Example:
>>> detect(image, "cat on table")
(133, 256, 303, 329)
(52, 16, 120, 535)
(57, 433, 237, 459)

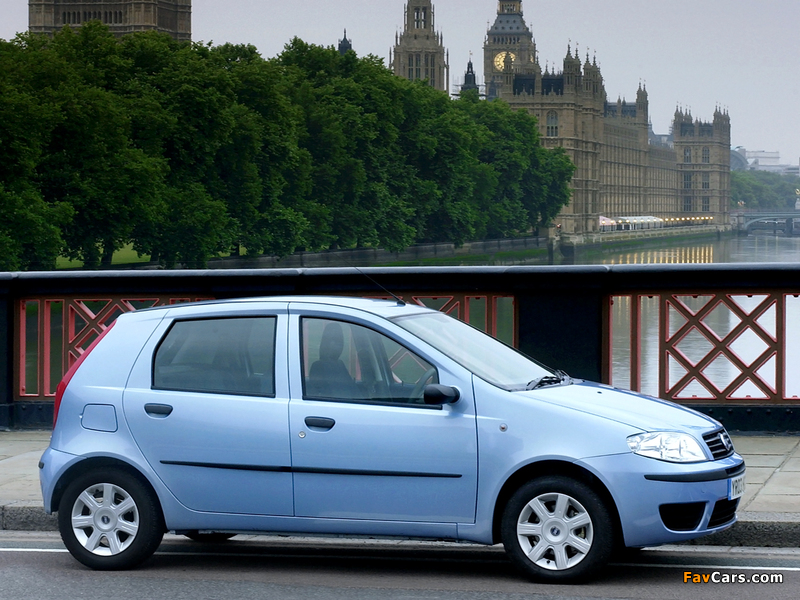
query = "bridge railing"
(2, 266, 799, 431)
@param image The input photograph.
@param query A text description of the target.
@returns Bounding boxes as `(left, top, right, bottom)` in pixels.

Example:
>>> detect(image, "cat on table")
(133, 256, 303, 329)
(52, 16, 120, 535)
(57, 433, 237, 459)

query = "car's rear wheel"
(501, 476, 614, 583)
(58, 469, 163, 570)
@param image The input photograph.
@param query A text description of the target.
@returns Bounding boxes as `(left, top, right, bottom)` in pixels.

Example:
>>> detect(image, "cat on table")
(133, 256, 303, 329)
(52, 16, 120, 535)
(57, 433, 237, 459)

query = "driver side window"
(301, 318, 437, 405)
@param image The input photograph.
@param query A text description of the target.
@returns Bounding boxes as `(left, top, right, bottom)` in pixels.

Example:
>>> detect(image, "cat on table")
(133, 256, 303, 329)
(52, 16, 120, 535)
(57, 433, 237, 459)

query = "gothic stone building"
(29, 0, 191, 41)
(482, 0, 731, 234)
(391, 1, 449, 93)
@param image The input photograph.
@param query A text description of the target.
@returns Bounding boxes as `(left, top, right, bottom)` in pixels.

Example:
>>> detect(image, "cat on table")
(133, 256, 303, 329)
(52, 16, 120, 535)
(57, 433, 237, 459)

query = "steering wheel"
(411, 368, 438, 400)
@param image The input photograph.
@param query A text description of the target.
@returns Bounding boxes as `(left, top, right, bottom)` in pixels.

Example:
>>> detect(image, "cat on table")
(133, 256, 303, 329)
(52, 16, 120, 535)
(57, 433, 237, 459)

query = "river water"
(567, 231, 800, 266)
(587, 233, 800, 399)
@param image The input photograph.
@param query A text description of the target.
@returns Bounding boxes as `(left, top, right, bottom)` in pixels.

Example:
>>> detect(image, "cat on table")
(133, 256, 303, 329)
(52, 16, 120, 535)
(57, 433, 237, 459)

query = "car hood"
(522, 380, 720, 434)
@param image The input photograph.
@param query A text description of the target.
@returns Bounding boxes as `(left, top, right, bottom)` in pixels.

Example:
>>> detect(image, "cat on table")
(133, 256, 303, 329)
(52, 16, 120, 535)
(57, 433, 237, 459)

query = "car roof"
(138, 295, 433, 319)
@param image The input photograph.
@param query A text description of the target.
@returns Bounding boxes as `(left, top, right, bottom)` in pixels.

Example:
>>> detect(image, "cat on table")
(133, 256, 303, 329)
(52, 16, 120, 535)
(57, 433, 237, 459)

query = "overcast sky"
(3, 0, 799, 163)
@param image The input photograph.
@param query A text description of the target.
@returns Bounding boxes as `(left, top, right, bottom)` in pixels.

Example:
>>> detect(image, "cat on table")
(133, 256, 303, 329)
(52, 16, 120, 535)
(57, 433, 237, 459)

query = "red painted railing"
(609, 292, 800, 403)
(16, 297, 212, 401)
(15, 294, 515, 403)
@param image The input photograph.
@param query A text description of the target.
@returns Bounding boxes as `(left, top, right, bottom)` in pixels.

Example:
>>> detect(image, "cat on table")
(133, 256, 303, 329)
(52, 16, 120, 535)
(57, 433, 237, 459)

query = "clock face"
(494, 51, 517, 71)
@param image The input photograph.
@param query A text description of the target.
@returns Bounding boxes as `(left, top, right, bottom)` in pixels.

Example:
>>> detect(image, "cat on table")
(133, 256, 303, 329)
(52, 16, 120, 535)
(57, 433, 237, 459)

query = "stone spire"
(338, 29, 353, 55)
(460, 55, 480, 94)
(392, 1, 450, 92)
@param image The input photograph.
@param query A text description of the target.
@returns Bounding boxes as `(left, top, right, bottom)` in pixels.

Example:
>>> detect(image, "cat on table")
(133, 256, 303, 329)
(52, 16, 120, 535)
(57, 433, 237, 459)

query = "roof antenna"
(349, 263, 406, 306)
(331, 245, 406, 306)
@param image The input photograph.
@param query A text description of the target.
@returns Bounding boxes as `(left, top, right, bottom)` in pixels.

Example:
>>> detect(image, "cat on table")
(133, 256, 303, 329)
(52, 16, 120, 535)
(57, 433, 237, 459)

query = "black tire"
(57, 468, 164, 570)
(500, 476, 615, 583)
(184, 532, 236, 543)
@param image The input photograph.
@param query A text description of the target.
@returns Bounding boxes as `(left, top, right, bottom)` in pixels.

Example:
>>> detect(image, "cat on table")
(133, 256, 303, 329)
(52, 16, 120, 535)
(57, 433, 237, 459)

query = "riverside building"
(28, 0, 191, 41)
(398, 1, 731, 235)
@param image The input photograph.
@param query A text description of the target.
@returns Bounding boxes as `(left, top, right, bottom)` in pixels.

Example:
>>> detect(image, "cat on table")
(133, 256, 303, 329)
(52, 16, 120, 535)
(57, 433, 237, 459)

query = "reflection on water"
(578, 233, 800, 266)
(595, 244, 716, 265)
(605, 234, 800, 401)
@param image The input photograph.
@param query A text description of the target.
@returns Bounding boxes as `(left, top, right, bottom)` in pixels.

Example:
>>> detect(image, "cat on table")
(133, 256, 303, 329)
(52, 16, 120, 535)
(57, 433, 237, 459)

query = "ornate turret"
(392, 1, 449, 92)
(460, 57, 480, 94)
(338, 30, 353, 55)
(498, 1, 523, 13)
(582, 53, 603, 98)
(563, 44, 582, 91)
(636, 84, 648, 120)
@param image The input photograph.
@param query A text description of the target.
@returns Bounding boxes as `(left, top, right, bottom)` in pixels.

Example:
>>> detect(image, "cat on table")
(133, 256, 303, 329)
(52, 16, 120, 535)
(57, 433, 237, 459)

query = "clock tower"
(483, 0, 537, 99)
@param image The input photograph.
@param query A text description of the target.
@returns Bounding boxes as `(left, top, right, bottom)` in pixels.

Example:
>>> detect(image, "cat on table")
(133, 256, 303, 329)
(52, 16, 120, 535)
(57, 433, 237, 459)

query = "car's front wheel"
(501, 476, 614, 583)
(58, 468, 164, 570)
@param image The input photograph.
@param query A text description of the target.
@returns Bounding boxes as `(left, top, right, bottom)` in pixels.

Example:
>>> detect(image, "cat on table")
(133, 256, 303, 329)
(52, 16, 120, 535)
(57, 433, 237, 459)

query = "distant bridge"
(731, 211, 800, 234)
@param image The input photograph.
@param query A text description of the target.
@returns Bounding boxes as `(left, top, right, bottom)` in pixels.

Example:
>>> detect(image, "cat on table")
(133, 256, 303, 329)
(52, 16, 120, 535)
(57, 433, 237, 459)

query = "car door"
(123, 304, 293, 516)
(288, 306, 478, 524)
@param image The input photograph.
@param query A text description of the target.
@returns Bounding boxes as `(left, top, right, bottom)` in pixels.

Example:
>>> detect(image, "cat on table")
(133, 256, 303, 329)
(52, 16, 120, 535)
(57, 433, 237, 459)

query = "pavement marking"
(617, 562, 800, 572)
(0, 548, 68, 553)
(1, 546, 799, 573)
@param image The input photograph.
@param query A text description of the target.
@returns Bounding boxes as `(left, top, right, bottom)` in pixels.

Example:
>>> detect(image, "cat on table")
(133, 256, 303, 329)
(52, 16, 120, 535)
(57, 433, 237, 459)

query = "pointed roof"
(488, 1, 531, 36)
(461, 57, 479, 92)
(338, 29, 352, 55)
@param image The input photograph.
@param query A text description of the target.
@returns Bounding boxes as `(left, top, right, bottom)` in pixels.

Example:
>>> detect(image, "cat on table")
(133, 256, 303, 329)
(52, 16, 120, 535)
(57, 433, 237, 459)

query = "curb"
(685, 512, 800, 548)
(2, 504, 798, 548)
(1, 502, 58, 532)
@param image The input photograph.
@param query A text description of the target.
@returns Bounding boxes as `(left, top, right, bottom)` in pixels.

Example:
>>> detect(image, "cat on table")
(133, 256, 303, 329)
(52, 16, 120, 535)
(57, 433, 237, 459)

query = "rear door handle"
(145, 403, 173, 418)
(304, 416, 335, 430)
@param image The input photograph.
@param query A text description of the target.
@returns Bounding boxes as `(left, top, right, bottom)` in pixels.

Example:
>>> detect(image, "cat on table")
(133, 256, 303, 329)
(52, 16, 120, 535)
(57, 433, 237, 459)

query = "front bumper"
(582, 452, 745, 548)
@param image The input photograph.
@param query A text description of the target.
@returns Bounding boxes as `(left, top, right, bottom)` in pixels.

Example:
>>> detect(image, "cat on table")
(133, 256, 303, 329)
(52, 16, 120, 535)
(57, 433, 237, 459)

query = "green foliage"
(731, 170, 800, 210)
(0, 24, 574, 271)
(0, 184, 71, 271)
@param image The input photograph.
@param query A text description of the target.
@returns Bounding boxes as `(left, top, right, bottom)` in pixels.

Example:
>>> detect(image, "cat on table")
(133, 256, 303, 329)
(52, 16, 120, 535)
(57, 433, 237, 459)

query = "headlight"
(627, 432, 708, 463)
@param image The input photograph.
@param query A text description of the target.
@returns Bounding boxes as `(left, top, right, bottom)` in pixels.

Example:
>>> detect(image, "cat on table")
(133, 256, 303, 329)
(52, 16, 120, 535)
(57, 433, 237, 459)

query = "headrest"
(318, 322, 345, 361)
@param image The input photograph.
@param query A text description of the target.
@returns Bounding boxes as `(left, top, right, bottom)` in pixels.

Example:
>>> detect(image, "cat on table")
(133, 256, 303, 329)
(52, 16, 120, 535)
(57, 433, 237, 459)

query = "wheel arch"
(490, 460, 623, 546)
(50, 456, 166, 532)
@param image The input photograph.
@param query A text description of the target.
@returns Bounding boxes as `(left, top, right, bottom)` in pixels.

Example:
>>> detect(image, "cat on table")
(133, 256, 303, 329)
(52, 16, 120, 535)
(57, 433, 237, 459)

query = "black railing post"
(517, 292, 605, 382)
(512, 266, 608, 383)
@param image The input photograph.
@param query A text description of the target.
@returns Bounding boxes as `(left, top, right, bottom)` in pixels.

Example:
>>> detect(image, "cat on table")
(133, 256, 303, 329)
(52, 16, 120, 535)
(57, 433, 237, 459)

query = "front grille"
(708, 498, 739, 528)
(703, 429, 735, 460)
(660, 502, 705, 531)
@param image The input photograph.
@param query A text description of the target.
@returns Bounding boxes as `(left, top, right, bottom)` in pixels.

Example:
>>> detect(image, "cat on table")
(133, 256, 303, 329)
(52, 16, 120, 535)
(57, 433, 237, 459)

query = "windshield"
(391, 312, 553, 391)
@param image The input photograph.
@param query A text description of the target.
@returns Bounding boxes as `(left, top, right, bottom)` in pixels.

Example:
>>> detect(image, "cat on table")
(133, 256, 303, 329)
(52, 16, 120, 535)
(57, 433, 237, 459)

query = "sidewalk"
(1, 431, 798, 546)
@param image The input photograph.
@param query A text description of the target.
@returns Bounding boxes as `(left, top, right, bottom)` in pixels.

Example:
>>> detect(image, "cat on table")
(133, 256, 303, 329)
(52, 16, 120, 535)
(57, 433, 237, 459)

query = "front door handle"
(145, 403, 173, 418)
(304, 416, 335, 430)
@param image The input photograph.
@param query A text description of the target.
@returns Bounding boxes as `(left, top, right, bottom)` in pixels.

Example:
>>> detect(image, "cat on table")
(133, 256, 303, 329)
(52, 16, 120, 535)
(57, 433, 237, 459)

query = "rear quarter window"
(153, 317, 276, 397)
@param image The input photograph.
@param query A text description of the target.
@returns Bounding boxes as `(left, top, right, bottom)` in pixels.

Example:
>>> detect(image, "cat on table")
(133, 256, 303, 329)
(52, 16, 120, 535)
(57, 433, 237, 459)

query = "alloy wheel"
(515, 491, 594, 571)
(69, 482, 140, 556)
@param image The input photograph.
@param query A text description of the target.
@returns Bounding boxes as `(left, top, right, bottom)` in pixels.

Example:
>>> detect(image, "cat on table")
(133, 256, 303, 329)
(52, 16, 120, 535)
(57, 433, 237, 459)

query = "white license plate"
(728, 474, 745, 500)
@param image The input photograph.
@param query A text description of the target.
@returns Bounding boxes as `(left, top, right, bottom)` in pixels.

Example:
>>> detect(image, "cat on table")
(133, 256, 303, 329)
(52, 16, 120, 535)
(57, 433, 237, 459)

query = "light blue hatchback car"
(40, 296, 745, 582)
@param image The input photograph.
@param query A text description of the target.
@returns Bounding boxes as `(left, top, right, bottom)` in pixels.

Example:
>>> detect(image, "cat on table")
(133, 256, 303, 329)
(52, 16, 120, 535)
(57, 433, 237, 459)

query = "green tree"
(732, 170, 800, 210)
(0, 35, 72, 269)
(0, 185, 70, 271)
(0, 25, 170, 268)
(210, 42, 311, 257)
(1, 27, 576, 271)
(115, 32, 240, 266)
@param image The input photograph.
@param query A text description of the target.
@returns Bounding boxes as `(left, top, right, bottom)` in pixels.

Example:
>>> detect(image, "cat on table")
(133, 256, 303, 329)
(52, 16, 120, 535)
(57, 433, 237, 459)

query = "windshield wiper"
(526, 370, 571, 390)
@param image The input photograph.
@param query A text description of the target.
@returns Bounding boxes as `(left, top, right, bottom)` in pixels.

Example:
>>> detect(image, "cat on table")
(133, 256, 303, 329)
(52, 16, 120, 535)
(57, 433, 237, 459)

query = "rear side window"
(153, 317, 276, 396)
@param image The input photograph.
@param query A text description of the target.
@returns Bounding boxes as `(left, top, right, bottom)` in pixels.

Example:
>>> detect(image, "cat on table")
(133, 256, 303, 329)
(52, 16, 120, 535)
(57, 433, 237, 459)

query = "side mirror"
(423, 384, 461, 405)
